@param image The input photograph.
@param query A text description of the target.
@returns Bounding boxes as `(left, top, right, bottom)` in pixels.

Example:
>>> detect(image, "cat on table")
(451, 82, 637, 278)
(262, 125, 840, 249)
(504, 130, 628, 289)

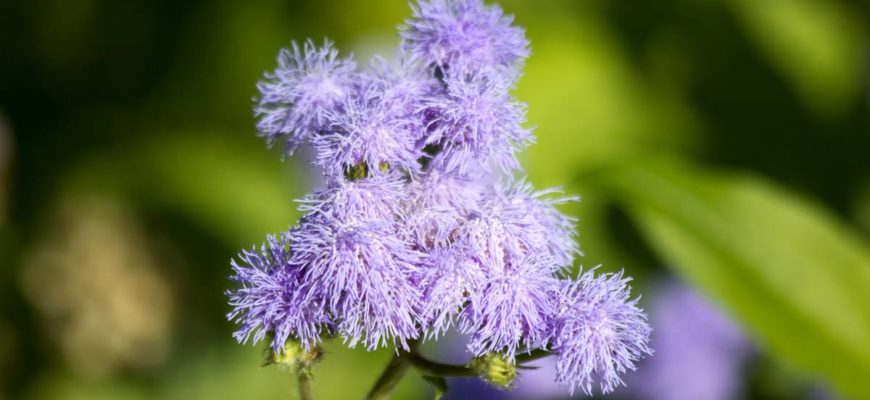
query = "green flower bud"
(470, 352, 517, 389)
(268, 339, 321, 373)
(345, 163, 369, 181)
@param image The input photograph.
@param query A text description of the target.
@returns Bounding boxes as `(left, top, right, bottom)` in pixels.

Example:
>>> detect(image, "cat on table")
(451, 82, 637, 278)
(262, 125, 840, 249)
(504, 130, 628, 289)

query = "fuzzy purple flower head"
(255, 40, 357, 154)
(226, 232, 331, 352)
(314, 83, 423, 178)
(552, 269, 653, 395)
(228, 0, 651, 396)
(401, 0, 529, 78)
(424, 69, 533, 173)
(289, 216, 424, 351)
(460, 253, 561, 359)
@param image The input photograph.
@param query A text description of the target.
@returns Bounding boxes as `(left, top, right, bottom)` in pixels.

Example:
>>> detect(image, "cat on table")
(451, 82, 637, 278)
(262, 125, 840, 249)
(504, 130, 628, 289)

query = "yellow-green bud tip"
(470, 352, 517, 389)
(268, 340, 321, 372)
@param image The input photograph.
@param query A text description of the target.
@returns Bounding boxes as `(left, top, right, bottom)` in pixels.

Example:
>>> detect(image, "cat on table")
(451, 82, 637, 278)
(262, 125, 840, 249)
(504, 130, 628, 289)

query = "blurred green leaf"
(728, 0, 865, 117)
(160, 343, 424, 400)
(514, 8, 699, 188)
(134, 133, 304, 244)
(24, 373, 150, 400)
(597, 157, 870, 398)
(62, 132, 304, 245)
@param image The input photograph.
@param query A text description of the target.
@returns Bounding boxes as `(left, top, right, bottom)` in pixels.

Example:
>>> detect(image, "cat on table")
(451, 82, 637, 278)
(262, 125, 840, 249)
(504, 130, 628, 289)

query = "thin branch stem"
(407, 354, 476, 377)
(366, 353, 411, 400)
(366, 342, 421, 400)
(515, 348, 552, 364)
(297, 370, 314, 400)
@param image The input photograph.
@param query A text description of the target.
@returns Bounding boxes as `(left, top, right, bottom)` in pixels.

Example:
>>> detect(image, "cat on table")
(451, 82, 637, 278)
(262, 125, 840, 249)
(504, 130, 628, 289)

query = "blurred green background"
(1, 0, 868, 399)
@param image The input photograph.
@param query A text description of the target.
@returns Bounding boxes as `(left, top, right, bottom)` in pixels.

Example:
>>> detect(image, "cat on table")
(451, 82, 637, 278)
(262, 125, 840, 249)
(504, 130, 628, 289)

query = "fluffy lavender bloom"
(288, 216, 424, 350)
(626, 281, 751, 400)
(255, 40, 357, 154)
(227, 233, 330, 352)
(460, 253, 560, 359)
(406, 170, 483, 214)
(401, 207, 462, 251)
(457, 181, 576, 274)
(552, 269, 652, 395)
(425, 70, 532, 173)
(314, 83, 422, 177)
(496, 181, 579, 268)
(418, 245, 486, 337)
(366, 56, 439, 130)
(233, 3, 654, 396)
(400, 0, 529, 77)
(401, 171, 483, 249)
(297, 173, 405, 222)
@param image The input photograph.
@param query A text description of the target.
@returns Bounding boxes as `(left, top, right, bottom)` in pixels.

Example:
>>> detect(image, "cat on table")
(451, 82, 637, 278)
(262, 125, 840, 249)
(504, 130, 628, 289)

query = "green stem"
(366, 352, 412, 400)
(422, 375, 448, 400)
(366, 341, 422, 400)
(297, 370, 314, 400)
(408, 354, 476, 377)
(515, 348, 552, 364)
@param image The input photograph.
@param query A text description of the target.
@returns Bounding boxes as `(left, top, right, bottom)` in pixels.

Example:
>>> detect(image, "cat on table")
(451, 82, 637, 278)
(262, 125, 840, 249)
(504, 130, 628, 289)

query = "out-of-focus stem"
(366, 341, 421, 400)
(366, 352, 412, 400)
(297, 370, 314, 400)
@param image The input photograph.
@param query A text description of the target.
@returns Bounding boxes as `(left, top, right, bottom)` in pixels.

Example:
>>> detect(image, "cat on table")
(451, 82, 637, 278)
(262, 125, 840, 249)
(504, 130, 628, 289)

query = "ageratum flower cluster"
(227, 0, 651, 395)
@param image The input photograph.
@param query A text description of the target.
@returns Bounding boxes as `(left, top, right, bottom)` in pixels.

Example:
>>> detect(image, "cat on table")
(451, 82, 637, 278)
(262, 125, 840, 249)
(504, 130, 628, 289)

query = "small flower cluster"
(228, 0, 651, 395)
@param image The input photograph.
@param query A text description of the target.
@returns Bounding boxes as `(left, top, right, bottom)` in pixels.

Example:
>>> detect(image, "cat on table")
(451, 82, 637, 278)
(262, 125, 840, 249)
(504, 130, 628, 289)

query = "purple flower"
(226, 233, 331, 352)
(400, 0, 529, 77)
(418, 245, 486, 337)
(406, 171, 483, 215)
(255, 40, 358, 154)
(401, 171, 483, 249)
(625, 281, 751, 400)
(489, 181, 579, 268)
(288, 216, 424, 351)
(366, 56, 440, 133)
(297, 173, 406, 222)
(457, 181, 577, 273)
(230, 2, 653, 395)
(552, 269, 652, 395)
(460, 253, 560, 359)
(313, 82, 423, 177)
(424, 70, 532, 173)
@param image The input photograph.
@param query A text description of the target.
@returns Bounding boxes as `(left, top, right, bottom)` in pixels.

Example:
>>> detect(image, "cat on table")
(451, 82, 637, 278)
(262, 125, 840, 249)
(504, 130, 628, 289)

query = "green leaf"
(597, 157, 870, 399)
(728, 0, 865, 117)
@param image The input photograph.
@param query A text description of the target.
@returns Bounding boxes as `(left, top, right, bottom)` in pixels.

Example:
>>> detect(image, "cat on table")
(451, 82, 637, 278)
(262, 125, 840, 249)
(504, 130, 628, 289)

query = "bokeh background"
(1, 0, 869, 399)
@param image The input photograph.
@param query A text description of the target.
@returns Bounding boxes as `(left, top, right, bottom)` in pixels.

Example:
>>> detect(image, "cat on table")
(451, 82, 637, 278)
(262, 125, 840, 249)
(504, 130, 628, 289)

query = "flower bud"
(269, 340, 321, 373)
(470, 352, 517, 389)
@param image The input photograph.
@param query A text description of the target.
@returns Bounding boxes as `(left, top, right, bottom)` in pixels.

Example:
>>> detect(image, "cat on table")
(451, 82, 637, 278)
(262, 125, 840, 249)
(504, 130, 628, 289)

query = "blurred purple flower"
(552, 269, 652, 395)
(625, 281, 751, 400)
(400, 0, 529, 77)
(509, 357, 569, 399)
(255, 40, 357, 154)
(226, 233, 331, 352)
